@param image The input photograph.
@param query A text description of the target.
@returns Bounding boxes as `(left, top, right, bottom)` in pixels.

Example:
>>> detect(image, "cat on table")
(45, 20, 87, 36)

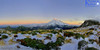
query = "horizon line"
(0, 22, 81, 25)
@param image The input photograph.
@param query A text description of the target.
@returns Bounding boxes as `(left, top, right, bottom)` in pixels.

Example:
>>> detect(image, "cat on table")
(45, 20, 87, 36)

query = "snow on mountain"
(45, 19, 68, 26)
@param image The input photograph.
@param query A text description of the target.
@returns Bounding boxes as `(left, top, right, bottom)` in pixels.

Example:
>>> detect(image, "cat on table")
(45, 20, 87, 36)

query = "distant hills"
(0, 19, 78, 29)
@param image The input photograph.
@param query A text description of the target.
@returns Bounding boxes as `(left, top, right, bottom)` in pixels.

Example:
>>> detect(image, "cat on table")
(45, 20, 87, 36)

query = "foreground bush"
(51, 30, 59, 34)
(46, 42, 60, 50)
(86, 32, 93, 35)
(74, 33, 85, 39)
(64, 32, 75, 37)
(89, 39, 95, 44)
(12, 31, 18, 34)
(78, 40, 88, 49)
(1, 35, 8, 39)
(47, 34, 53, 37)
(55, 36, 65, 46)
(46, 37, 64, 49)
(30, 32, 37, 36)
(18, 37, 64, 50)
(18, 38, 46, 49)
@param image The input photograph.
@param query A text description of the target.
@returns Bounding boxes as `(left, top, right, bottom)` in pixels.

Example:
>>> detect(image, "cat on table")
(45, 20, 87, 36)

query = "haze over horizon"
(0, 0, 100, 25)
(0, 18, 83, 25)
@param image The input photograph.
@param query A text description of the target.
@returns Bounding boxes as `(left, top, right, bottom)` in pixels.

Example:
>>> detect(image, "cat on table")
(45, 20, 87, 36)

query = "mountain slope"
(80, 20, 100, 27)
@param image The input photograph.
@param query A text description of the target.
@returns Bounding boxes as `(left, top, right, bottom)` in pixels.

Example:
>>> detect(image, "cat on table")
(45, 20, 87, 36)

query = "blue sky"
(0, 0, 100, 25)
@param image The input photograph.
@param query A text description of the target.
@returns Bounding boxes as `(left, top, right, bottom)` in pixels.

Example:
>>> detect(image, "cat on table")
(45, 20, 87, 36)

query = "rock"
(89, 28, 95, 30)
(16, 45, 20, 48)
(14, 35, 18, 37)
(45, 36, 51, 40)
(78, 40, 88, 49)
(0, 38, 2, 40)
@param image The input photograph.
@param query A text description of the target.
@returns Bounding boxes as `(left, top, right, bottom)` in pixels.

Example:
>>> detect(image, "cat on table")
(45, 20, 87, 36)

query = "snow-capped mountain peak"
(46, 19, 67, 26)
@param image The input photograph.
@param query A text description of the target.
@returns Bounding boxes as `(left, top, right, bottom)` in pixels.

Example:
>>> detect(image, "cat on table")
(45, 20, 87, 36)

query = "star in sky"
(97, 2, 99, 5)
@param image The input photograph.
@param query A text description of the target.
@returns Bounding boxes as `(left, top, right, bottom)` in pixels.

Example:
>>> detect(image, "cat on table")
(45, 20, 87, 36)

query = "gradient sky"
(0, 0, 100, 25)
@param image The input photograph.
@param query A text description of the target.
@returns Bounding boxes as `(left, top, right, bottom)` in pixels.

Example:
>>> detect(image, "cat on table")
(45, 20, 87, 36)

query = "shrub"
(46, 42, 57, 49)
(21, 32, 26, 34)
(12, 31, 18, 34)
(89, 39, 95, 44)
(16, 26, 30, 31)
(45, 36, 64, 49)
(86, 32, 93, 35)
(56, 34, 62, 38)
(59, 30, 63, 32)
(45, 37, 64, 49)
(19, 38, 46, 49)
(32, 32, 37, 36)
(78, 40, 88, 49)
(57, 37, 65, 42)
(64, 32, 75, 37)
(75, 33, 85, 39)
(81, 35, 85, 39)
(18, 37, 64, 50)
(85, 47, 98, 50)
(37, 34, 42, 38)
(29, 31, 37, 36)
(36, 43, 46, 49)
(2, 31, 7, 33)
(55, 37, 65, 46)
(47, 34, 53, 37)
(1, 35, 8, 39)
(51, 30, 58, 34)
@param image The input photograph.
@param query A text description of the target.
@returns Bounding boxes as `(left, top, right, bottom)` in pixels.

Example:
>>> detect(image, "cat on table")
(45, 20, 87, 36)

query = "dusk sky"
(0, 0, 100, 25)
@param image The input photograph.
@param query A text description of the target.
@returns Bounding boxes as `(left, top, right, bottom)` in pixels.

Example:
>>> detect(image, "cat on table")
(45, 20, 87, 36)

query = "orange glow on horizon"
(0, 20, 83, 25)
(63, 21, 84, 25)
(0, 20, 49, 25)
(0, 22, 48, 25)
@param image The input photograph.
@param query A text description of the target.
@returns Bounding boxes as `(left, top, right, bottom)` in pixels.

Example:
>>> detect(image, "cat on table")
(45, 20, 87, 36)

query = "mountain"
(80, 20, 100, 27)
(21, 19, 68, 28)
(45, 19, 68, 26)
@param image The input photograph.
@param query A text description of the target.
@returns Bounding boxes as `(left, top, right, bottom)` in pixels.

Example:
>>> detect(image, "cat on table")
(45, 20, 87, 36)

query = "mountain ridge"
(80, 20, 100, 27)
